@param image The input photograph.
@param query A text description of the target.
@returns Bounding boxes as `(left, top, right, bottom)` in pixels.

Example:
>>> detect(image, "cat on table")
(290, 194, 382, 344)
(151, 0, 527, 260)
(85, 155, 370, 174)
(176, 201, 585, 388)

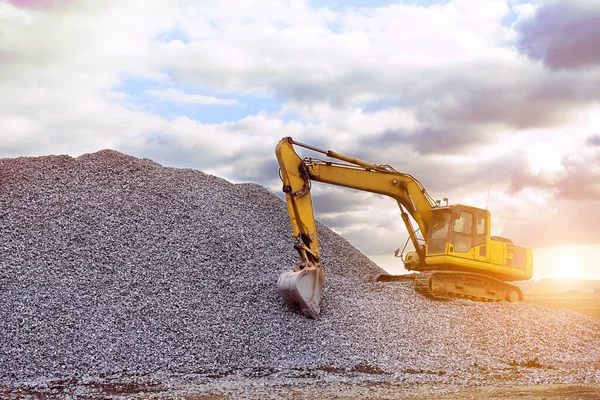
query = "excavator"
(275, 137, 533, 318)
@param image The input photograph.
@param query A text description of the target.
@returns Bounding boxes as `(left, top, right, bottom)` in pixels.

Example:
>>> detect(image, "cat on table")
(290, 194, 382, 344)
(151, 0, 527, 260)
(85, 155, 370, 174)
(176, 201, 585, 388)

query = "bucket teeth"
(277, 266, 325, 319)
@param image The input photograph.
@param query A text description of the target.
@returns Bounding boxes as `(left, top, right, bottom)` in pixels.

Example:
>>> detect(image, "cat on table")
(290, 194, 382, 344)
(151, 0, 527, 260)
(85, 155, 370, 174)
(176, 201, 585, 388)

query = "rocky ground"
(1, 150, 599, 398)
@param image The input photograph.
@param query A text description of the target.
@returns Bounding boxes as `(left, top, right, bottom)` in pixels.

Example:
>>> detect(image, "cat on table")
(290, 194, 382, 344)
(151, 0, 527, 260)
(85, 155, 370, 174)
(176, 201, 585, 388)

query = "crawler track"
(414, 271, 523, 302)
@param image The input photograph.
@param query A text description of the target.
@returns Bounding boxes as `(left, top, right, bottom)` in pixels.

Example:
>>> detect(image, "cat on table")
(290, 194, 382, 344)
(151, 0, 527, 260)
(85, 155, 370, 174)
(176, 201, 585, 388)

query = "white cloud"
(0, 0, 181, 156)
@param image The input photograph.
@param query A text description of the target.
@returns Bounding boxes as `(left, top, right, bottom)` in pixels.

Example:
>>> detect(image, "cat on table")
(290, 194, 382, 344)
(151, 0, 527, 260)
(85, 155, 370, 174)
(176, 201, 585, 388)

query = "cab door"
(449, 206, 489, 263)
(472, 209, 489, 263)
(449, 207, 473, 258)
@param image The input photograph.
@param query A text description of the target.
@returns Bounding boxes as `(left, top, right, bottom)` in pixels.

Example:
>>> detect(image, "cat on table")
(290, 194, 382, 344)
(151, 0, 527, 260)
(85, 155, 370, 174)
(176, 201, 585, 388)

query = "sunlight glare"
(535, 246, 586, 280)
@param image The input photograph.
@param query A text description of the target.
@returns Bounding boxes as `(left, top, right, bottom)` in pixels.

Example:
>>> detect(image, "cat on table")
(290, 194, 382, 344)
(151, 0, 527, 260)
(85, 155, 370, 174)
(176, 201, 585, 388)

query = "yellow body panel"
(405, 240, 533, 282)
(423, 251, 533, 281)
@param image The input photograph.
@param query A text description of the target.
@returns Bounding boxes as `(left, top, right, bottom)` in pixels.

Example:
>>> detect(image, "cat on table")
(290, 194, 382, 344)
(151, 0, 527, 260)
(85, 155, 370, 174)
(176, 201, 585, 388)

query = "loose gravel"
(1, 150, 599, 392)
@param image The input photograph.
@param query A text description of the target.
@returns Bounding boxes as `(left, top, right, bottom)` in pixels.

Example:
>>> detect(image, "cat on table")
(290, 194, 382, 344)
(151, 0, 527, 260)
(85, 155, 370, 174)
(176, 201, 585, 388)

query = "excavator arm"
(275, 137, 437, 318)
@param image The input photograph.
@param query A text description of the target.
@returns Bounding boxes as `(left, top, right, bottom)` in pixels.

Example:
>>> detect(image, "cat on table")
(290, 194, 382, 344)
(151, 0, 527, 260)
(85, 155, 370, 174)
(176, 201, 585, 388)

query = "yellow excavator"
(275, 137, 533, 318)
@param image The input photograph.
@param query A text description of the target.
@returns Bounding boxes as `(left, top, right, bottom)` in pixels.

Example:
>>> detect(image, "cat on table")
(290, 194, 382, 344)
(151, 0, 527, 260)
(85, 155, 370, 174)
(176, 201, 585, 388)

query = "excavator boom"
(275, 137, 533, 318)
(276, 137, 436, 317)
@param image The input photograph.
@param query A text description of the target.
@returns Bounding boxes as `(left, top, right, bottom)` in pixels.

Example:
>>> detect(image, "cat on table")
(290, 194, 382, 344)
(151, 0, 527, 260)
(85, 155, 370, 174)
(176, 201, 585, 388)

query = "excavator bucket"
(277, 266, 325, 319)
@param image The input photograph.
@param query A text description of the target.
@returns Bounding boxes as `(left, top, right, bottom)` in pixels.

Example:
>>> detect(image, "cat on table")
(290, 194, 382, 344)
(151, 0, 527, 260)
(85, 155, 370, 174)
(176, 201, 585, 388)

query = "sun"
(533, 245, 600, 281)
(548, 246, 584, 280)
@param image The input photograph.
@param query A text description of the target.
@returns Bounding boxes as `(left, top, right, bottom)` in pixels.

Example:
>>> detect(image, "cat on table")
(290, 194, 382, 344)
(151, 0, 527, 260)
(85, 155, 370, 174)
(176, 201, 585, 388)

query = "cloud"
(516, 0, 600, 70)
(501, 135, 600, 202)
(0, 0, 180, 156)
(153, 0, 600, 157)
(311, 186, 377, 214)
(8, 0, 72, 10)
(587, 134, 600, 146)
(366, 126, 487, 156)
(115, 112, 313, 187)
(158, 2, 518, 107)
(554, 156, 600, 201)
(503, 198, 600, 248)
(315, 193, 410, 255)
(145, 89, 240, 106)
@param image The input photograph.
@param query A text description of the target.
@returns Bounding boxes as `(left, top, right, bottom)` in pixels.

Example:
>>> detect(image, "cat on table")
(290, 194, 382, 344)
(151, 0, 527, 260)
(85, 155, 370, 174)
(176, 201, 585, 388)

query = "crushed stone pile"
(1, 150, 599, 388)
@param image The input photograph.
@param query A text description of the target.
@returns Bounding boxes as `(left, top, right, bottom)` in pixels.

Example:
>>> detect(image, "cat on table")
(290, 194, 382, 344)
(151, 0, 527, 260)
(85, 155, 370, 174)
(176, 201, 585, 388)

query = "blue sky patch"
(113, 75, 284, 124)
(156, 24, 190, 44)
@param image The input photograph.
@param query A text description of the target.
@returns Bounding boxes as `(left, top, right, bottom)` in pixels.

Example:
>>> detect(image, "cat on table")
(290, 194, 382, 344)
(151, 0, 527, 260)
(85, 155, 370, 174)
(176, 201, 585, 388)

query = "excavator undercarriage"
(376, 271, 523, 302)
(414, 271, 523, 302)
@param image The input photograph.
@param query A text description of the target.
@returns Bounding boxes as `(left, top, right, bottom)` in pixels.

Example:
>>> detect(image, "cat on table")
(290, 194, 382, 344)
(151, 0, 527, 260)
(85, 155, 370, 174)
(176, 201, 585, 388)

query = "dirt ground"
(3, 379, 600, 399)
(523, 293, 600, 320)
(419, 384, 600, 400)
(179, 383, 600, 399)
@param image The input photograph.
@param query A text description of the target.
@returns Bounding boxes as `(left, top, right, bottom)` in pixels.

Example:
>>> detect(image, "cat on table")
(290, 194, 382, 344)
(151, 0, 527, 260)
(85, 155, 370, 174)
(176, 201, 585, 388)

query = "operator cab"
(403, 203, 532, 280)
(403, 204, 491, 271)
(426, 205, 489, 257)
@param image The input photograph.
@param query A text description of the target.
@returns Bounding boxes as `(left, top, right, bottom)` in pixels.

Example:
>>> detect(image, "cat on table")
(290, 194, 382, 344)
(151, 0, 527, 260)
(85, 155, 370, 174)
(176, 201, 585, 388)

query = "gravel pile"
(1, 150, 599, 389)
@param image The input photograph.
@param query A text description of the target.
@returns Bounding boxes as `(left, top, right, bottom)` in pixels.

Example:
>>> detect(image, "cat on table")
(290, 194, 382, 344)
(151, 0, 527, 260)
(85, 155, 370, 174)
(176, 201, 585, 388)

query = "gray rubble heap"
(0, 150, 599, 386)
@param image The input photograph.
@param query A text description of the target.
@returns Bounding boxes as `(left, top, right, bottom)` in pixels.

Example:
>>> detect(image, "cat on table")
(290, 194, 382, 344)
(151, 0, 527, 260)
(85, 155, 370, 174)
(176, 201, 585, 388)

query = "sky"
(2, 0, 600, 280)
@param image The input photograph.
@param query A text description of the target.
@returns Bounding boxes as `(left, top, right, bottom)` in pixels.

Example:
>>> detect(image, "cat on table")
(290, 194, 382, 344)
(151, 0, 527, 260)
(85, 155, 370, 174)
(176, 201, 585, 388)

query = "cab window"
(452, 211, 473, 253)
(453, 212, 472, 234)
(474, 211, 488, 247)
(430, 211, 451, 240)
(427, 210, 451, 254)
(476, 216, 485, 235)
